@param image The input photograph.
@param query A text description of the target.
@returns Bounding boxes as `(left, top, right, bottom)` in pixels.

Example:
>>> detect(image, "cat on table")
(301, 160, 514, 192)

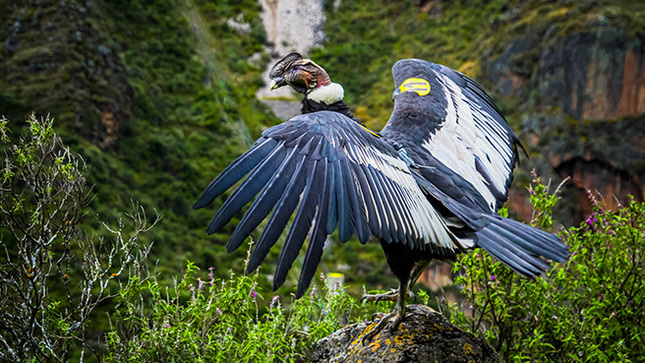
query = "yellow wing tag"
(398, 77, 431, 96)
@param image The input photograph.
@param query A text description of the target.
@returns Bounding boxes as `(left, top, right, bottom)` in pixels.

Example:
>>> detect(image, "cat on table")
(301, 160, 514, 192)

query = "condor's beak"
(270, 77, 287, 91)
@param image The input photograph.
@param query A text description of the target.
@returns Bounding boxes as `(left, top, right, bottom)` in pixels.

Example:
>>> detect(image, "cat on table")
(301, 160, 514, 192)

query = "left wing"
(194, 111, 457, 297)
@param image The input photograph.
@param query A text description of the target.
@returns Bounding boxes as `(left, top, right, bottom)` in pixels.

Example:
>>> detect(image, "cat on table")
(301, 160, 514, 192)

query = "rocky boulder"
(312, 305, 502, 363)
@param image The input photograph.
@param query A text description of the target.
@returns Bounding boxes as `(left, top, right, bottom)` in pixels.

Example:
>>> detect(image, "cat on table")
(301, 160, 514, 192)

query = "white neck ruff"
(307, 82, 344, 105)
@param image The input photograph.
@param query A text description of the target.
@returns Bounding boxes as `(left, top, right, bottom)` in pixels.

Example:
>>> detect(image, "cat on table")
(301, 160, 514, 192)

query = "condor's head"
(269, 53, 344, 105)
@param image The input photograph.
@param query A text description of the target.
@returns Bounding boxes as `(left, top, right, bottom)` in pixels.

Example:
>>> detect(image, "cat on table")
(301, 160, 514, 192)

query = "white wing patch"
(343, 132, 456, 251)
(422, 73, 515, 212)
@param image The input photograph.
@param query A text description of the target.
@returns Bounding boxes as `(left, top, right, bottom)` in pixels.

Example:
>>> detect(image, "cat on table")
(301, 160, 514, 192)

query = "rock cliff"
(486, 19, 645, 224)
(256, 0, 327, 120)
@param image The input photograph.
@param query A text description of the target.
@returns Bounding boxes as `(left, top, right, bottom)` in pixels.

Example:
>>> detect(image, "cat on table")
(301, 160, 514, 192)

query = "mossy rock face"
(0, 0, 132, 147)
(313, 305, 502, 363)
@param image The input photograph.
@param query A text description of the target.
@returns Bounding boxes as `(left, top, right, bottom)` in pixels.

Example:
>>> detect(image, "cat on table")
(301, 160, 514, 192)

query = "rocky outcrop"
(312, 305, 502, 363)
(537, 29, 644, 121)
(0, 0, 132, 148)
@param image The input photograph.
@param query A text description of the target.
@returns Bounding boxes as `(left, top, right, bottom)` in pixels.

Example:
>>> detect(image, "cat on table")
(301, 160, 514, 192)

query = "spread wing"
(381, 59, 522, 213)
(380, 59, 568, 275)
(194, 111, 457, 297)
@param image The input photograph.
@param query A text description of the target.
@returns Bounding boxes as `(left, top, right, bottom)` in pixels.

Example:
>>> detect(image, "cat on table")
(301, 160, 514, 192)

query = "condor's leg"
(362, 238, 428, 302)
(361, 275, 411, 344)
(360, 241, 419, 344)
(408, 260, 431, 292)
(361, 259, 429, 303)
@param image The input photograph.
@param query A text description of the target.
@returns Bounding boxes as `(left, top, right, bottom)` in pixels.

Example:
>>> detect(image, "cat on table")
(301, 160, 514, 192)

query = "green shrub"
(445, 176, 645, 362)
(105, 245, 363, 362)
(0, 115, 153, 362)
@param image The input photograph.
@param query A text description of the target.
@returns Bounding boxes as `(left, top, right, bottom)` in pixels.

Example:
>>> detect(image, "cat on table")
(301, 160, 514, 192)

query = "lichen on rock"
(312, 305, 502, 363)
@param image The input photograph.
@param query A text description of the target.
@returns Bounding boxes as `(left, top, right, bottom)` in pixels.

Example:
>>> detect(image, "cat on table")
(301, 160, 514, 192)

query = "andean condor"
(194, 53, 569, 339)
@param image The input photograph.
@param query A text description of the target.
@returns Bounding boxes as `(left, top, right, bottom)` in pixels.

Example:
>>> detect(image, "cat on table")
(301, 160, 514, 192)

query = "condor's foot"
(361, 289, 414, 303)
(360, 309, 407, 345)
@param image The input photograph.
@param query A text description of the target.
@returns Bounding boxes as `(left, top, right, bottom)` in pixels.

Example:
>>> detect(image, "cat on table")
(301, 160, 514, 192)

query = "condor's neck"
(301, 97, 355, 119)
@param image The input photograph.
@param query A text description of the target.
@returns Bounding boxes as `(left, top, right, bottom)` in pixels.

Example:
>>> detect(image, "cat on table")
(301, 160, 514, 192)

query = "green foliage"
(106, 251, 363, 362)
(445, 177, 645, 362)
(0, 116, 153, 362)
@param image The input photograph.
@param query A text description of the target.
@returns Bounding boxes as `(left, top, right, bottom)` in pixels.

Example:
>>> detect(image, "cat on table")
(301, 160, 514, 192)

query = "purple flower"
(269, 295, 279, 309)
(490, 275, 496, 281)
(441, 297, 446, 304)
(586, 212, 598, 225)
(216, 308, 222, 316)
(198, 279, 205, 291)
(166, 324, 171, 328)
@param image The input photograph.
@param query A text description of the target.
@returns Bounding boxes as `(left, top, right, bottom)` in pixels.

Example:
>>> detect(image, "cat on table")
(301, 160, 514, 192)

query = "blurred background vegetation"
(1, 0, 644, 360)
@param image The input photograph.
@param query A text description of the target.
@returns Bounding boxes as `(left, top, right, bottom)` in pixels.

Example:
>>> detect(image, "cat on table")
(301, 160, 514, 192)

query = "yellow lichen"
(371, 339, 381, 352)
(463, 342, 474, 355)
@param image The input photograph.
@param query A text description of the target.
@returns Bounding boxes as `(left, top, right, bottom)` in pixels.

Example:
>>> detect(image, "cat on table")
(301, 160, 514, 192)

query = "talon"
(360, 309, 408, 345)
(361, 312, 395, 345)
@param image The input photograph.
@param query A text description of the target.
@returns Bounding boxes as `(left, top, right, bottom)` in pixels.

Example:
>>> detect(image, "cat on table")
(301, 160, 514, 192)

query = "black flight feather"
(273, 155, 323, 290)
(476, 229, 545, 277)
(365, 165, 398, 243)
(206, 143, 287, 235)
(226, 147, 300, 252)
(339, 157, 369, 244)
(352, 163, 385, 240)
(297, 161, 331, 298)
(484, 216, 568, 262)
(246, 154, 308, 272)
(332, 159, 351, 242)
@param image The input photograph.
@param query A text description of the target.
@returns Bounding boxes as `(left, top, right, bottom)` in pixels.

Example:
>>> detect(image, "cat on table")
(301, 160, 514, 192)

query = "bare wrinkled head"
(269, 53, 331, 95)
